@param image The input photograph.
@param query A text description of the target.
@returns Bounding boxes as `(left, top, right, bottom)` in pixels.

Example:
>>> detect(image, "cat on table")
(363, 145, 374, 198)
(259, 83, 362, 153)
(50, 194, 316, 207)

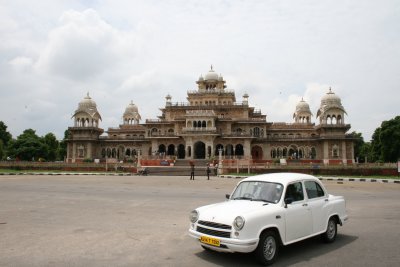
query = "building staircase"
(139, 159, 215, 176)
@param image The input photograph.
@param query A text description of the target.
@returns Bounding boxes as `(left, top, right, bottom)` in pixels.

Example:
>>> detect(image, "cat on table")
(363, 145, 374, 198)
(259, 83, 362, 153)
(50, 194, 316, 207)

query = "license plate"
(200, 236, 220, 247)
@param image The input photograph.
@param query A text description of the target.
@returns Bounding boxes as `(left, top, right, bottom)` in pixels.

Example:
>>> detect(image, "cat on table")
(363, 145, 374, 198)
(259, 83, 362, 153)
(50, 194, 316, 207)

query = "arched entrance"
(251, 146, 263, 160)
(158, 144, 166, 154)
(194, 141, 206, 159)
(167, 144, 175, 156)
(215, 144, 224, 156)
(235, 144, 244, 157)
(177, 144, 185, 159)
(226, 144, 233, 158)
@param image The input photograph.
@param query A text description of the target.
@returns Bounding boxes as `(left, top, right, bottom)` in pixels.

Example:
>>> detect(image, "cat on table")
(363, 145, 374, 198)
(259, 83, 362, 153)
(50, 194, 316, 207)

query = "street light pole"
(218, 148, 223, 176)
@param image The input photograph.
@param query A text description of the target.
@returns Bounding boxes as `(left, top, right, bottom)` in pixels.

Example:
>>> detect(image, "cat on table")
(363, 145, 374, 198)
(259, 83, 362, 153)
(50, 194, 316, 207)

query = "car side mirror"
(284, 197, 293, 208)
(226, 194, 230, 199)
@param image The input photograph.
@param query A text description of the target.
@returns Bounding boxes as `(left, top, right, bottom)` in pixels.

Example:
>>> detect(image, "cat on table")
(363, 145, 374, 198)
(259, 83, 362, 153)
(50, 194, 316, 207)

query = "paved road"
(0, 175, 399, 267)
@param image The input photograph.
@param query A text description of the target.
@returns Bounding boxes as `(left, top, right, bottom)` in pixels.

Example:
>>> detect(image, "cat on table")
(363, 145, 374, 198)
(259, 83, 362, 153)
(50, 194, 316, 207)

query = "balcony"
(182, 127, 217, 134)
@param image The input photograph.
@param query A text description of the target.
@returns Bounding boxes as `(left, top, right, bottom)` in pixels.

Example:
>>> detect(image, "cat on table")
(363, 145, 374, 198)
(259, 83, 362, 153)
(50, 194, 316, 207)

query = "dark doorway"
(167, 144, 175, 156)
(251, 146, 263, 160)
(158, 144, 166, 154)
(178, 144, 185, 159)
(194, 141, 206, 159)
(235, 144, 244, 157)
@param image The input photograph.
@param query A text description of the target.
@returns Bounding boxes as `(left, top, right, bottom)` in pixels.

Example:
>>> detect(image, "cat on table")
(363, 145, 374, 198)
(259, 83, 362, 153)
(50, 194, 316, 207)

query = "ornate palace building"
(66, 67, 355, 164)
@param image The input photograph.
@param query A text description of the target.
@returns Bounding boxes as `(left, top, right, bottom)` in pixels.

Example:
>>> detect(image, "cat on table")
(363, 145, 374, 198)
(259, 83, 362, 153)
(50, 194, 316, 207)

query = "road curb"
(0, 172, 134, 176)
(219, 175, 400, 184)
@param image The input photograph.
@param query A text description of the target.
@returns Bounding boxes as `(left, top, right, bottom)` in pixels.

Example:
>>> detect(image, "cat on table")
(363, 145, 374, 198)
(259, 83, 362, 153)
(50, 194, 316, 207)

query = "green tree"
(349, 131, 364, 161)
(370, 116, 400, 162)
(7, 129, 49, 161)
(0, 121, 12, 147)
(43, 133, 59, 161)
(0, 140, 4, 160)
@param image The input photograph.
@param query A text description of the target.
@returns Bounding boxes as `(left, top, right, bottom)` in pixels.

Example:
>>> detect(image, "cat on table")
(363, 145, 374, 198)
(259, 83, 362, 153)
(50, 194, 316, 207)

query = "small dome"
(124, 101, 138, 113)
(321, 88, 342, 105)
(218, 74, 223, 81)
(78, 92, 97, 111)
(204, 65, 219, 81)
(317, 87, 346, 119)
(72, 92, 102, 122)
(123, 101, 141, 124)
(198, 75, 204, 81)
(296, 98, 312, 113)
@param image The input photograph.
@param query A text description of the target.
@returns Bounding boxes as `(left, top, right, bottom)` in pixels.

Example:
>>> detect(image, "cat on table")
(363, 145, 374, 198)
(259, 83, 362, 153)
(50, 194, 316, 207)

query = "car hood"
(197, 200, 276, 225)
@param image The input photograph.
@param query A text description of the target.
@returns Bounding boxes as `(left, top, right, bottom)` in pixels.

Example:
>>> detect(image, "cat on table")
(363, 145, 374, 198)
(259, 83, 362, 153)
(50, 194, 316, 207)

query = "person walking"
(190, 162, 195, 180)
(206, 164, 211, 180)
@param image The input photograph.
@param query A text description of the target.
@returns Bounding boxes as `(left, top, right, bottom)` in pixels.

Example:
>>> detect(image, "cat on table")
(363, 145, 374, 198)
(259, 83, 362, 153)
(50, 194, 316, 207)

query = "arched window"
(332, 144, 339, 157)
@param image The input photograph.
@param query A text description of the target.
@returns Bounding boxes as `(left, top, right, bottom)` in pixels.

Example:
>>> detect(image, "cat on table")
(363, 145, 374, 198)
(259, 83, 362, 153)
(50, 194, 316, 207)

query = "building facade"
(66, 67, 355, 164)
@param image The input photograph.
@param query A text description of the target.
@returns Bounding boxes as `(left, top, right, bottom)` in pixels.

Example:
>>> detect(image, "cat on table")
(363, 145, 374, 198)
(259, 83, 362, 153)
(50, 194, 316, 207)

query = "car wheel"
(255, 231, 279, 266)
(322, 217, 337, 243)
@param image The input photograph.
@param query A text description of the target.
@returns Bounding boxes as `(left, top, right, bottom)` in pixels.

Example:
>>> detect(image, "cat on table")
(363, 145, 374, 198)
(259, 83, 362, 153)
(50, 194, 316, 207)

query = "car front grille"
(198, 220, 232, 230)
(196, 220, 232, 238)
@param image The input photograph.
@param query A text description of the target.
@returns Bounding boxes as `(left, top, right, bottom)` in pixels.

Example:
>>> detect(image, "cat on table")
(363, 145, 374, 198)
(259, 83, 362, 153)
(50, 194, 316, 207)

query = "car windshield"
(231, 181, 283, 204)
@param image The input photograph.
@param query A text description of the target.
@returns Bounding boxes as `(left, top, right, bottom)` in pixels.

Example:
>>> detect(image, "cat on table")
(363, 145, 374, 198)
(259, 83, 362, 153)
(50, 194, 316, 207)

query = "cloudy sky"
(1, 0, 399, 141)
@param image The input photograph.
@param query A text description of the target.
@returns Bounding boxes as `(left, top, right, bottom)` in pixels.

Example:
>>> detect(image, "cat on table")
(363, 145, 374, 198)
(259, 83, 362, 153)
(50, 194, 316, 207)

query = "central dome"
(124, 101, 138, 114)
(204, 66, 219, 81)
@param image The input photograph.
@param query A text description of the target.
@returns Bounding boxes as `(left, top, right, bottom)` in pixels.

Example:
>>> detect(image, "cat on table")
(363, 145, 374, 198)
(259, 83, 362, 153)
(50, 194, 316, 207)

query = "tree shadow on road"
(194, 234, 358, 266)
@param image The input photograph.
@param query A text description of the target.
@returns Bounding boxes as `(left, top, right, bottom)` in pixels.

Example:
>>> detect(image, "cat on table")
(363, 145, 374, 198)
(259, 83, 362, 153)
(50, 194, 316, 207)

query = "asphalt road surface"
(0, 175, 399, 267)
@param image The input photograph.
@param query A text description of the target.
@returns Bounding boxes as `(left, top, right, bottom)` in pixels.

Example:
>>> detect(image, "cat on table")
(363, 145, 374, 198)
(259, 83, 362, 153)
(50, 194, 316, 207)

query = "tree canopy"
(370, 116, 400, 162)
(7, 129, 49, 161)
(0, 121, 12, 147)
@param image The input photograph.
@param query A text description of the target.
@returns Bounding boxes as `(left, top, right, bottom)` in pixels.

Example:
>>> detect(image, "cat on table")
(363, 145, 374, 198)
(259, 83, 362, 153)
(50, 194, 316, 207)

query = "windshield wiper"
(251, 198, 273, 204)
(233, 197, 253, 200)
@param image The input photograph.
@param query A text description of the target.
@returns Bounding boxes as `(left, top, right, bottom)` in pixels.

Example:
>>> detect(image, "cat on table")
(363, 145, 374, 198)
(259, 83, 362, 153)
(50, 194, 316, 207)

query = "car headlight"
(189, 210, 199, 223)
(233, 216, 245, 231)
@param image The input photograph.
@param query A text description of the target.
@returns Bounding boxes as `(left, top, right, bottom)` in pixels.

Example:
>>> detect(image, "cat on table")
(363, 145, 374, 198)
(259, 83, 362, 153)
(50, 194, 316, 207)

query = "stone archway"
(177, 144, 185, 159)
(251, 145, 263, 160)
(167, 144, 175, 156)
(194, 141, 206, 159)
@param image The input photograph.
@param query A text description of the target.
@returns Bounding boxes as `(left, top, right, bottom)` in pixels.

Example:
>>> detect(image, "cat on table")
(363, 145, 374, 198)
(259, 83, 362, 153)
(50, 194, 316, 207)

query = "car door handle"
(325, 199, 329, 202)
(302, 203, 308, 207)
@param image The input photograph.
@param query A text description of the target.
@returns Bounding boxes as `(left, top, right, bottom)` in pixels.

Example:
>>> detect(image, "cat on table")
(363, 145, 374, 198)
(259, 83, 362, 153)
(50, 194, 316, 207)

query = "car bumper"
(340, 214, 349, 225)
(188, 229, 258, 253)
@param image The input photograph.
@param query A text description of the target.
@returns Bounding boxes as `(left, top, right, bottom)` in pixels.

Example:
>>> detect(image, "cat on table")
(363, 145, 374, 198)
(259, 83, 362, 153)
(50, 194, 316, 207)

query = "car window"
(231, 181, 283, 203)
(285, 182, 304, 202)
(305, 181, 325, 199)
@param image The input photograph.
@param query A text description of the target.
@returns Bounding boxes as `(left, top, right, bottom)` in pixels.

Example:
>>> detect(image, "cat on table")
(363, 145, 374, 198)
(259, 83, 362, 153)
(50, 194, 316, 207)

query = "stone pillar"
(72, 143, 76, 163)
(244, 140, 251, 158)
(341, 141, 347, 165)
(323, 141, 329, 165)
(87, 142, 92, 159)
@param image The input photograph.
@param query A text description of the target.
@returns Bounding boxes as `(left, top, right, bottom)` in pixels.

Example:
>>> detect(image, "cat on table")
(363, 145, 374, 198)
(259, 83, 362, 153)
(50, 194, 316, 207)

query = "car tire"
(255, 230, 279, 266)
(322, 217, 337, 243)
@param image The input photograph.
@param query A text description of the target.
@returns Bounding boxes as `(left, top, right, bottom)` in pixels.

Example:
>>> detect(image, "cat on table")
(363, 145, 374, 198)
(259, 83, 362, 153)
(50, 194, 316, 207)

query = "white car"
(188, 173, 348, 265)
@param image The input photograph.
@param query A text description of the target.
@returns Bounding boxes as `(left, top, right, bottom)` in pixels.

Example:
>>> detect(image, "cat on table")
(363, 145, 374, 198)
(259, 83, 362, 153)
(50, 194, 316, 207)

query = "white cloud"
(9, 56, 33, 72)
(35, 9, 138, 81)
(0, 0, 399, 141)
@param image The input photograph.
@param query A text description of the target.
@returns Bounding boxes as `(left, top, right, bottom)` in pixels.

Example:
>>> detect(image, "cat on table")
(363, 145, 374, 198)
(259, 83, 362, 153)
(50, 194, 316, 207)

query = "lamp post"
(218, 148, 223, 176)
(137, 149, 141, 168)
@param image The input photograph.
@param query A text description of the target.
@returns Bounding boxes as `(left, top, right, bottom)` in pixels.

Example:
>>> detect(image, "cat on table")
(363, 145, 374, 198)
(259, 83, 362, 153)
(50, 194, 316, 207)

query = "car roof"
(240, 172, 318, 186)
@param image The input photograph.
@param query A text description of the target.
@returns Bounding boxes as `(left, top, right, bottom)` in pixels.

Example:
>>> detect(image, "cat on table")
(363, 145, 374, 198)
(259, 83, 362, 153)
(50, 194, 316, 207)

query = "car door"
(304, 180, 328, 233)
(284, 181, 313, 242)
